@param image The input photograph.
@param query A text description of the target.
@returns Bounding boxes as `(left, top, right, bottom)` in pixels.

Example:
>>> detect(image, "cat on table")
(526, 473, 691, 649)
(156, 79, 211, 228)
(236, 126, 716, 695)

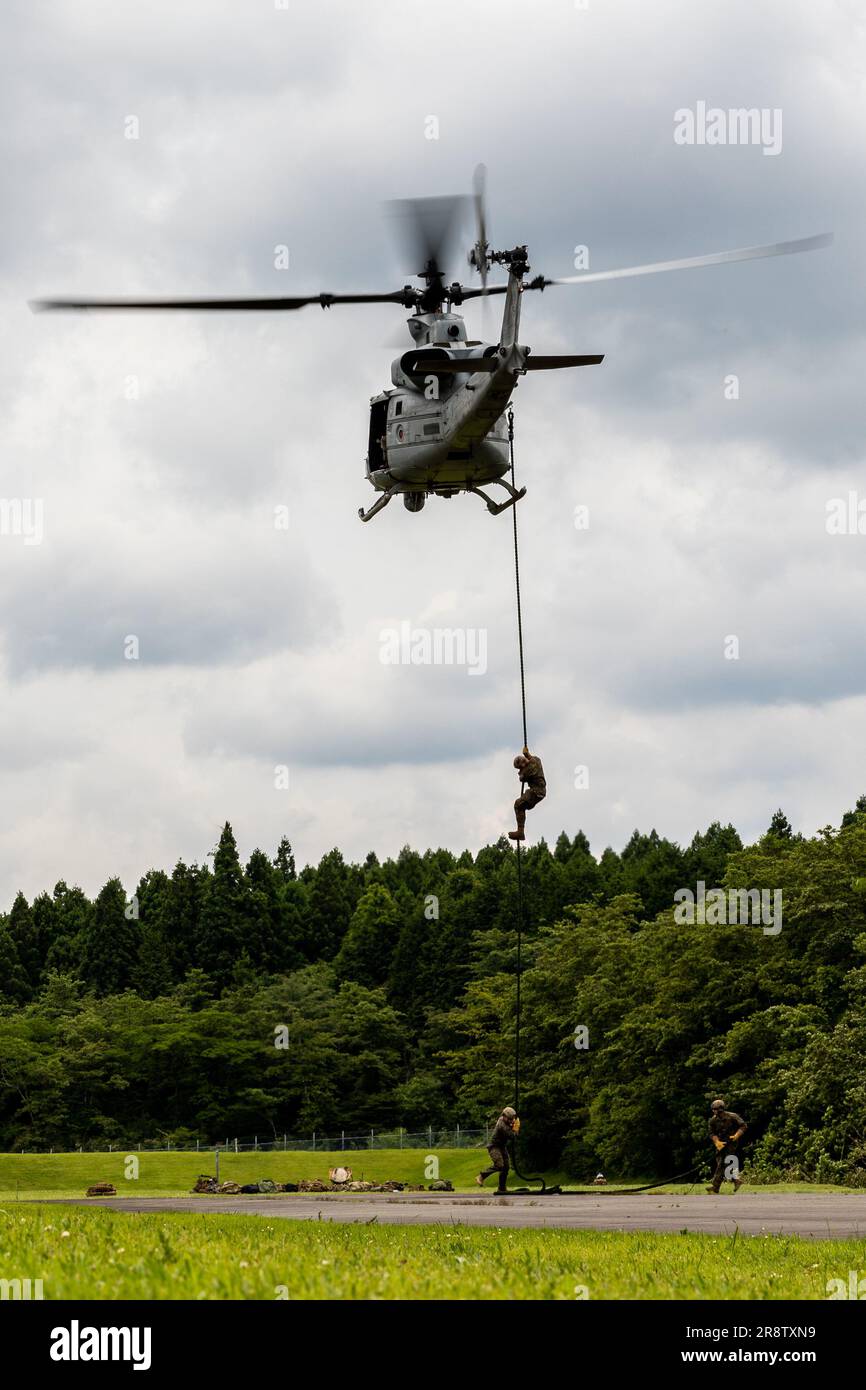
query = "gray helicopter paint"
(367, 274, 524, 497)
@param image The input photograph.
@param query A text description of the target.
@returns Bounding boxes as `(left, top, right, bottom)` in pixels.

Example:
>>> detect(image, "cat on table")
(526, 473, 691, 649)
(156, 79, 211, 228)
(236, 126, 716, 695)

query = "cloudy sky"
(0, 0, 863, 903)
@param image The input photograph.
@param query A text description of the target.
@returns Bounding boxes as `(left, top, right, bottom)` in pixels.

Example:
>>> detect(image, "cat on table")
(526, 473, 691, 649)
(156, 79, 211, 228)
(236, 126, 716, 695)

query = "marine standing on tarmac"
(476, 1106, 520, 1194)
(508, 747, 546, 841)
(707, 1097, 748, 1193)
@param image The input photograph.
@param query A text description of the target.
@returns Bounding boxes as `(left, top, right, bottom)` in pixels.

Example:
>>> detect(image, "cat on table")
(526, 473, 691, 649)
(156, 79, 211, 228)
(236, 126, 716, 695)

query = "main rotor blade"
(30, 289, 417, 313)
(386, 193, 469, 279)
(545, 231, 833, 288)
(455, 283, 509, 302)
(472, 162, 489, 293)
(525, 354, 604, 369)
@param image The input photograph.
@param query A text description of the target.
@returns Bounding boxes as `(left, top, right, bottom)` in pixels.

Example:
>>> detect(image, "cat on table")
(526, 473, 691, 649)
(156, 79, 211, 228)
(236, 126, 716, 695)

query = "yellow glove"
(512, 1118, 521, 1134)
(713, 1137, 725, 1151)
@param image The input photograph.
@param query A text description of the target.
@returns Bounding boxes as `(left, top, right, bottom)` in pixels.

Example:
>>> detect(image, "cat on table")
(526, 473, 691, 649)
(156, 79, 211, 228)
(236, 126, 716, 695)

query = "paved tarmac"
(37, 1191, 866, 1239)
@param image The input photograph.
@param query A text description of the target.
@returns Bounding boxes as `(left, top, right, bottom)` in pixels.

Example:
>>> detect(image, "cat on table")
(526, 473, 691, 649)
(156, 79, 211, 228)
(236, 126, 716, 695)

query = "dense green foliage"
(1, 808, 865, 1182)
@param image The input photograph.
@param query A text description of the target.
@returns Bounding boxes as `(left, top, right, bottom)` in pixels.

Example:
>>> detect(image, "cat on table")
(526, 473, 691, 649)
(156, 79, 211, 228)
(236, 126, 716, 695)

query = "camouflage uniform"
(708, 1109, 747, 1192)
(479, 1115, 516, 1194)
(515, 755, 546, 826)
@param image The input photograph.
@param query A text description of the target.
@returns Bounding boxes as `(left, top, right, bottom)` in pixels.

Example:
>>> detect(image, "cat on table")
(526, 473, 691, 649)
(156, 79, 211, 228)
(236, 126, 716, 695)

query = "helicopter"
(31, 167, 831, 523)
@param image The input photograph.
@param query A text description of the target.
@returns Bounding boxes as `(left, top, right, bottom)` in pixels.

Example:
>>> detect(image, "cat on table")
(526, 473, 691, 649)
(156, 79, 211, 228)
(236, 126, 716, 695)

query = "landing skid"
(467, 478, 527, 516)
(358, 480, 526, 522)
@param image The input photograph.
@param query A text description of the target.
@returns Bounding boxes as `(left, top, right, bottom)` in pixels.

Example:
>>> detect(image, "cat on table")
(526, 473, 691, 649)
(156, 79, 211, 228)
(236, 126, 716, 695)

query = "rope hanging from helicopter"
(506, 414, 707, 1197)
(505, 406, 549, 1192)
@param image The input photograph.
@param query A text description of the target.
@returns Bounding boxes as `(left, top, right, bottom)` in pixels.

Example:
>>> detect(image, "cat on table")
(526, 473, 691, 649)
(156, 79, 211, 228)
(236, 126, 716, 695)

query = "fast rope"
(504, 413, 703, 1198)
(508, 407, 526, 1117)
(509, 1166, 705, 1198)
(509, 407, 528, 753)
(506, 407, 547, 1190)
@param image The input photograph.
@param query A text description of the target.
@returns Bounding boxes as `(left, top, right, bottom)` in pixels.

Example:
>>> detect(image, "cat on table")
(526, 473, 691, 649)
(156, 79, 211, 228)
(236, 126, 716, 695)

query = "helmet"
(513, 756, 524, 768)
(711, 1098, 726, 1112)
(502, 1106, 517, 1118)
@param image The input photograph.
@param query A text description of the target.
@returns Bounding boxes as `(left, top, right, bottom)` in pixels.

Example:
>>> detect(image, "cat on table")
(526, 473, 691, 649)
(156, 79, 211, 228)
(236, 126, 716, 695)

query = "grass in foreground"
(0, 1150, 858, 1201)
(1, 1206, 864, 1300)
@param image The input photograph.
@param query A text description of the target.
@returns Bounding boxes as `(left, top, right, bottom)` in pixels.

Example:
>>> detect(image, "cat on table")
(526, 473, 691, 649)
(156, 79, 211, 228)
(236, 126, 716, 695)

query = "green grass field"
(0, 1148, 530, 1200)
(2, 1204, 864, 1299)
(0, 1150, 858, 1200)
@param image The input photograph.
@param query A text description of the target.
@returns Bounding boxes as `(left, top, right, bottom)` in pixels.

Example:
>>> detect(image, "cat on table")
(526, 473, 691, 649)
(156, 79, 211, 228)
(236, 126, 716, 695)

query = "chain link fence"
(13, 1128, 493, 1155)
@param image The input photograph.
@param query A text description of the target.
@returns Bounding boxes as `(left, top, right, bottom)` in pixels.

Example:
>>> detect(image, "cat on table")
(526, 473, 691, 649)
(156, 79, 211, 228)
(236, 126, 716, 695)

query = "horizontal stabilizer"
(402, 353, 500, 375)
(402, 351, 605, 376)
(525, 354, 604, 370)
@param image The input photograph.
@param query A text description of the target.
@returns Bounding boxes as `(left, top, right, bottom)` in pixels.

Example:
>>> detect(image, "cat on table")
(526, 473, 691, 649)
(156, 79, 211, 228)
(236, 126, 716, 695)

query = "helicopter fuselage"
(363, 274, 528, 517)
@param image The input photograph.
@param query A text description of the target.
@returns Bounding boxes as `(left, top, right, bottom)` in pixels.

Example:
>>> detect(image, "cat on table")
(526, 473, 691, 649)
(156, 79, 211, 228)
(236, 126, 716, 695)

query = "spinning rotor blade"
(30, 289, 417, 313)
(386, 192, 468, 278)
(472, 163, 489, 293)
(544, 231, 833, 289)
(471, 162, 491, 336)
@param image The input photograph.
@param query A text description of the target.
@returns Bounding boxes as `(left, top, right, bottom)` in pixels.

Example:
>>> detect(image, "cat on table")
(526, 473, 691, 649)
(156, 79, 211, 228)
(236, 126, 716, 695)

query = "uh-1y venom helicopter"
(32, 166, 831, 523)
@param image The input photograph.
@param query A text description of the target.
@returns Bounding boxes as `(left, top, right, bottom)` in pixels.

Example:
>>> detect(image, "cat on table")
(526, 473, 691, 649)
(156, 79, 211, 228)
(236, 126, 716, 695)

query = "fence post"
(341, 1131, 345, 1151)
(283, 1134, 287, 1151)
(234, 1137, 238, 1154)
(313, 1131, 316, 1152)
(370, 1129, 374, 1150)
(428, 1125, 433, 1147)
(457, 1124, 460, 1146)
(255, 1135, 258, 1152)
(215, 1149, 220, 1185)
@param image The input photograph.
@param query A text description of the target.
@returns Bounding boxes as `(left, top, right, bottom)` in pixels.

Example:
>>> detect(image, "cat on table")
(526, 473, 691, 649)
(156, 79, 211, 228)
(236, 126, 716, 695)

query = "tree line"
(1, 801, 864, 1181)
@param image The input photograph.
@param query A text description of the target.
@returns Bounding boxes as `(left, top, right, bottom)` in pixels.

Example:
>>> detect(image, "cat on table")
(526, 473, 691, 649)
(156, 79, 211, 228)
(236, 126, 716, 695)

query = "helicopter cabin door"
(367, 397, 389, 473)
